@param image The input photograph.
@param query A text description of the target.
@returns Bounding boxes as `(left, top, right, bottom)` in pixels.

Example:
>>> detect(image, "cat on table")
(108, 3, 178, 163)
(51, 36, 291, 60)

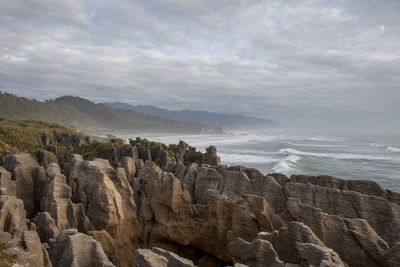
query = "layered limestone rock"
(49, 229, 114, 267)
(67, 157, 138, 265)
(132, 247, 195, 267)
(202, 146, 220, 166)
(36, 149, 57, 169)
(284, 181, 400, 247)
(228, 237, 284, 267)
(133, 249, 168, 267)
(0, 167, 16, 196)
(0, 195, 27, 238)
(0, 193, 50, 266)
(3, 230, 51, 266)
(290, 174, 400, 205)
(0, 140, 399, 267)
(41, 163, 92, 233)
(169, 140, 191, 165)
(3, 153, 40, 217)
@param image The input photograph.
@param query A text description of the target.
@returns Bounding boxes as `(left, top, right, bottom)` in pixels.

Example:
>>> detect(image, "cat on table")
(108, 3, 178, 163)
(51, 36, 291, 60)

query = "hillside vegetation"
(0, 119, 132, 163)
(0, 119, 82, 159)
(0, 92, 222, 134)
(105, 102, 278, 129)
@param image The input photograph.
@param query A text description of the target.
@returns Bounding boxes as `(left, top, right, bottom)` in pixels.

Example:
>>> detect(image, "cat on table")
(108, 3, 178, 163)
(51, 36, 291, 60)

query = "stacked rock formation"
(0, 138, 399, 267)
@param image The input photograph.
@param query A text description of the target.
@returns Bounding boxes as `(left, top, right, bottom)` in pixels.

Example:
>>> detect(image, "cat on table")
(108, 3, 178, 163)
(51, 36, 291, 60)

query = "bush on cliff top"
(130, 137, 175, 159)
(80, 138, 127, 161)
(0, 119, 82, 160)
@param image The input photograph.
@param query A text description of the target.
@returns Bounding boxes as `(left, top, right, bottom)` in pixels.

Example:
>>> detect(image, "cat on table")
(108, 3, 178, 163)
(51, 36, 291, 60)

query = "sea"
(120, 131, 400, 192)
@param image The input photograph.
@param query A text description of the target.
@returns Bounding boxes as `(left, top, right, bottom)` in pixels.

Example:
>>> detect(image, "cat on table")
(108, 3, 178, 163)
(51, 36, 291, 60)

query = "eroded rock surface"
(0, 141, 398, 267)
(49, 229, 114, 267)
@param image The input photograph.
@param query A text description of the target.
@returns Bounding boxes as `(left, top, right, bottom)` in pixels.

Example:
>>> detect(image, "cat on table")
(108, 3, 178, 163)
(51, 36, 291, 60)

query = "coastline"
(0, 128, 399, 266)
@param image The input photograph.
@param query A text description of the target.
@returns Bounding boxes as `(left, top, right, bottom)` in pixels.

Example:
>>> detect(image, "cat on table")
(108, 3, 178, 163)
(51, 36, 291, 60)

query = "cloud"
(0, 0, 399, 129)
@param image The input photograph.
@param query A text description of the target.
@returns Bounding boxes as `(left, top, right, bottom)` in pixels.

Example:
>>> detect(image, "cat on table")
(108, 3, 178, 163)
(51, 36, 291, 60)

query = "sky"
(0, 0, 399, 130)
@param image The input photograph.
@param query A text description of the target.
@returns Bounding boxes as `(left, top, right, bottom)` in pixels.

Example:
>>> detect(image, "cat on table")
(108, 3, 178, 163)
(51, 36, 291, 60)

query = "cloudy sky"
(0, 0, 399, 129)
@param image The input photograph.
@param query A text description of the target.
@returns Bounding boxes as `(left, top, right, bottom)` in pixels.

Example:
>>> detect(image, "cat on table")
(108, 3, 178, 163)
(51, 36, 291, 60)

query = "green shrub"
(81, 140, 110, 160)
(56, 146, 68, 161)
(184, 150, 203, 163)
(110, 138, 125, 146)
(167, 150, 175, 160)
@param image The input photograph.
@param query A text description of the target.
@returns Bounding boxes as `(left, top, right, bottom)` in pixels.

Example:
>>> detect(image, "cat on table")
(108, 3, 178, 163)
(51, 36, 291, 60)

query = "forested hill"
(104, 102, 278, 129)
(0, 92, 222, 134)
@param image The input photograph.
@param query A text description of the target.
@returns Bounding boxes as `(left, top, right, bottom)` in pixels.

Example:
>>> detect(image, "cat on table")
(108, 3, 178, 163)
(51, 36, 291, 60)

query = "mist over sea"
(121, 131, 400, 192)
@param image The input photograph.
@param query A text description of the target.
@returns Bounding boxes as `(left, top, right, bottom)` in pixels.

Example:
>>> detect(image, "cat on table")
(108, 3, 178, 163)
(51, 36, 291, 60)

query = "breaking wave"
(219, 153, 279, 164)
(387, 146, 400, 152)
(272, 154, 301, 173)
(288, 142, 340, 147)
(279, 148, 397, 161)
(370, 143, 400, 153)
(308, 136, 343, 142)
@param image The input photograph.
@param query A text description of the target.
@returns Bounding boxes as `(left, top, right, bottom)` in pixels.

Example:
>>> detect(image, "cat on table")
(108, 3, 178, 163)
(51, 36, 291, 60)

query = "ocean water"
(122, 132, 400, 192)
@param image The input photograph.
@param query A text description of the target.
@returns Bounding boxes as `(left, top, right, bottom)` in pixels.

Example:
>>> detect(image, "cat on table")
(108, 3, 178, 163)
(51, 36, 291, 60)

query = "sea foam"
(272, 154, 301, 173)
(387, 146, 400, 152)
(219, 153, 279, 164)
(279, 148, 397, 161)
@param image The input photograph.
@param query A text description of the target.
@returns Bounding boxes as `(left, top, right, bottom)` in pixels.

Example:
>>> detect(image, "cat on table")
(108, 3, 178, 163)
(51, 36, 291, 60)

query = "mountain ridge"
(0, 92, 222, 134)
(104, 102, 278, 129)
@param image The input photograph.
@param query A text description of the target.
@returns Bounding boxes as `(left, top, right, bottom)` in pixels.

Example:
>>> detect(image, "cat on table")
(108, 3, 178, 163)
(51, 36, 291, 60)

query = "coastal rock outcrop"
(49, 229, 114, 267)
(3, 153, 40, 217)
(41, 163, 93, 233)
(202, 146, 220, 166)
(0, 138, 399, 267)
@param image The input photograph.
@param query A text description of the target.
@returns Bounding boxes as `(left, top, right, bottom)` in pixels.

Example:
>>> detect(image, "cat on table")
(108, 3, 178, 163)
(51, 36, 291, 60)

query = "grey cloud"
(0, 0, 399, 130)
